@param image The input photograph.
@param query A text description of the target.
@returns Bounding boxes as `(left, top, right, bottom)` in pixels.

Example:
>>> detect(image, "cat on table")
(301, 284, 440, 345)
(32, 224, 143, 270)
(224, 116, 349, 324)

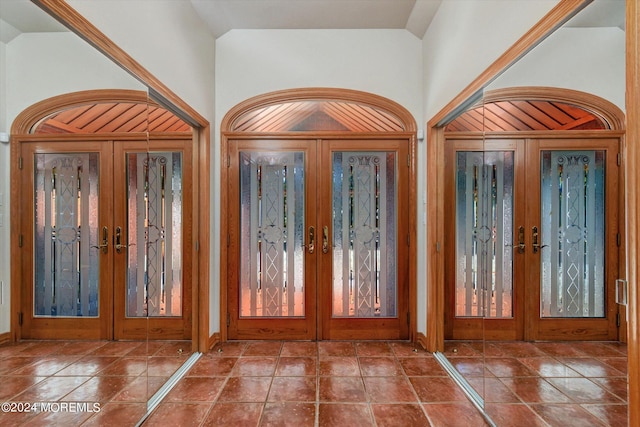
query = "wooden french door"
(227, 138, 410, 340)
(19, 138, 192, 340)
(445, 137, 620, 341)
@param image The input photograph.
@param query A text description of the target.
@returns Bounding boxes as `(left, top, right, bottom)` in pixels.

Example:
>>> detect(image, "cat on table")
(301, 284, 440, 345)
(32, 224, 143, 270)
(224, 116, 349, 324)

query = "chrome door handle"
(91, 226, 109, 254)
(115, 226, 128, 253)
(308, 226, 315, 254)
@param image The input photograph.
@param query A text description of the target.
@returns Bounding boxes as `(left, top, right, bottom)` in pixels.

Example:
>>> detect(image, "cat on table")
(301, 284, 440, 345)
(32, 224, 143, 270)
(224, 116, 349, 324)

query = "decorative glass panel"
(34, 153, 100, 317)
(455, 151, 514, 318)
(332, 152, 397, 318)
(540, 151, 605, 317)
(126, 152, 183, 317)
(239, 151, 305, 317)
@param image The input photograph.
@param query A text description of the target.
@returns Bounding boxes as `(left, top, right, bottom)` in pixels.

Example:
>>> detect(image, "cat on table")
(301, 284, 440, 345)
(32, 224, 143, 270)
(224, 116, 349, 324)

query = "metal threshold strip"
(433, 351, 497, 427)
(136, 351, 203, 426)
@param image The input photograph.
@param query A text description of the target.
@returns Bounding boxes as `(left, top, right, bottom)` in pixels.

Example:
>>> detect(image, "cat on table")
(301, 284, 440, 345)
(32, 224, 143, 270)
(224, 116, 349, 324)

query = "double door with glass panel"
(227, 139, 410, 340)
(446, 137, 620, 341)
(20, 138, 192, 340)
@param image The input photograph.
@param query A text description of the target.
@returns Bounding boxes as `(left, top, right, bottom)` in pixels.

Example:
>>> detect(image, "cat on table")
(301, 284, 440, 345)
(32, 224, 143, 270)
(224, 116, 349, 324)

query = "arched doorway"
(220, 88, 417, 341)
(10, 90, 195, 340)
(439, 87, 626, 343)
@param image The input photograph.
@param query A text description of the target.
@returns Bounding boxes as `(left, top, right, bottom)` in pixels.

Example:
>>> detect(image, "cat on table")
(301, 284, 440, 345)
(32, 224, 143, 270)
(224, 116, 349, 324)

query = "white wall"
(490, 27, 626, 111)
(67, 0, 215, 125)
(422, 0, 560, 119)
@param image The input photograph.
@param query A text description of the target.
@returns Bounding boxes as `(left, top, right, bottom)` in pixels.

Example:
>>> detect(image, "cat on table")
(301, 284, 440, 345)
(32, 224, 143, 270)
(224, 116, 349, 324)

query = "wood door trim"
(220, 89, 417, 342)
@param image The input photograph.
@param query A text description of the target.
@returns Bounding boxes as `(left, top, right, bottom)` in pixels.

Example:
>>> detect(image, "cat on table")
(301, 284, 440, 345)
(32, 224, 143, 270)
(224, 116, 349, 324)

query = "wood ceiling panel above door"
(32, 102, 191, 134)
(445, 99, 608, 132)
(231, 99, 407, 133)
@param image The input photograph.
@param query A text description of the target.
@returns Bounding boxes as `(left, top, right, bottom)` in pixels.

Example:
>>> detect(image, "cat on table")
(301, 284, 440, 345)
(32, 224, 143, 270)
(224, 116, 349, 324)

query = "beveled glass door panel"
(228, 140, 317, 340)
(527, 139, 619, 340)
(114, 140, 193, 340)
(445, 139, 525, 341)
(320, 140, 409, 340)
(331, 151, 397, 318)
(21, 142, 113, 339)
(239, 151, 306, 318)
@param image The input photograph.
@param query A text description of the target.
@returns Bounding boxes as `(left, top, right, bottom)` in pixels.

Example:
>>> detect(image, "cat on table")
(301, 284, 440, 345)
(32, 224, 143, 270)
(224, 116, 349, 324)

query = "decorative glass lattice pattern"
(34, 153, 100, 317)
(126, 152, 183, 317)
(541, 150, 605, 318)
(332, 152, 397, 318)
(239, 151, 306, 317)
(455, 151, 514, 318)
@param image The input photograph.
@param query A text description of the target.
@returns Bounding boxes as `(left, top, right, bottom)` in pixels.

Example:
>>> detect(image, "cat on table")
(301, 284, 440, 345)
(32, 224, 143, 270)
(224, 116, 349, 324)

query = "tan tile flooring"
(0, 340, 629, 426)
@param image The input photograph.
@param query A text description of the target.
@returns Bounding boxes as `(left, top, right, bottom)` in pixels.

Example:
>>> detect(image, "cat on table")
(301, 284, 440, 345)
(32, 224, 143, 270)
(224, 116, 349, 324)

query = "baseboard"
(208, 332, 221, 351)
(0, 332, 10, 346)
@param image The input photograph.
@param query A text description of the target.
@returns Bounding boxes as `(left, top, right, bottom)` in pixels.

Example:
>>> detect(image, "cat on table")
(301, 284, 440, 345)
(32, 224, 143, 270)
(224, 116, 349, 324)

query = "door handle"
(517, 226, 525, 253)
(115, 226, 128, 253)
(308, 226, 315, 254)
(322, 226, 329, 254)
(91, 226, 109, 254)
(532, 226, 548, 253)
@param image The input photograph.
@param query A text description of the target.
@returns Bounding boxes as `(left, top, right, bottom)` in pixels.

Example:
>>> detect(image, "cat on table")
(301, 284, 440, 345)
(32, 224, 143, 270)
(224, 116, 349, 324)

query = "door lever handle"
(91, 226, 109, 254)
(517, 226, 525, 253)
(322, 226, 329, 254)
(115, 226, 128, 253)
(532, 226, 548, 253)
(308, 226, 315, 254)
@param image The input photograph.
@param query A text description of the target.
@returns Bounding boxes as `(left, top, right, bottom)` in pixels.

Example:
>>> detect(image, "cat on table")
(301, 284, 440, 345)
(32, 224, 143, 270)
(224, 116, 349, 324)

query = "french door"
(445, 137, 620, 341)
(227, 138, 410, 340)
(20, 138, 192, 340)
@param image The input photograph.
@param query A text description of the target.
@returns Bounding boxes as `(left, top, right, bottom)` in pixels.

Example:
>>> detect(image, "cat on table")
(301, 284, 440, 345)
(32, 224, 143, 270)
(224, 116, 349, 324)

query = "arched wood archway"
(426, 86, 626, 351)
(219, 88, 417, 342)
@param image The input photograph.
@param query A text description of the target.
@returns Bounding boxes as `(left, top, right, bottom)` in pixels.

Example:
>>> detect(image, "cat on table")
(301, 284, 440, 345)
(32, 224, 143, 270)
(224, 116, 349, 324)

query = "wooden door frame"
(426, 0, 638, 422)
(10, 90, 203, 348)
(16, 0, 211, 353)
(220, 88, 417, 342)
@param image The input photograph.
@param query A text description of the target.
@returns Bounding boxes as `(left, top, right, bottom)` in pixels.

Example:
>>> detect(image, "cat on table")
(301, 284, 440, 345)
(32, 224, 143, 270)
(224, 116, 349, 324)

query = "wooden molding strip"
(33, 0, 208, 127)
(626, 0, 639, 423)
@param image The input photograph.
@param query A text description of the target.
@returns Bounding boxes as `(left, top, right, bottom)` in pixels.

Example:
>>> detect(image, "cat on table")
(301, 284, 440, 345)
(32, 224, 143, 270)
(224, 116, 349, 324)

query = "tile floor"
(444, 340, 628, 427)
(0, 340, 629, 426)
(0, 340, 192, 427)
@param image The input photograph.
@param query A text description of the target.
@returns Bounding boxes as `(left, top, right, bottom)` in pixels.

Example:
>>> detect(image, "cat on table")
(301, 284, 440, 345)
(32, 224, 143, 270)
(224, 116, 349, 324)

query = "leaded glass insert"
(332, 152, 397, 318)
(126, 152, 183, 317)
(34, 153, 100, 317)
(540, 150, 605, 318)
(239, 151, 306, 317)
(455, 151, 514, 318)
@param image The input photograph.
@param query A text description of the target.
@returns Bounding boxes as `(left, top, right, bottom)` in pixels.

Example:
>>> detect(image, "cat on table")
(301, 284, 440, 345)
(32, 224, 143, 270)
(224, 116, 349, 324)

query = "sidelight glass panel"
(239, 151, 305, 317)
(126, 152, 183, 317)
(455, 151, 514, 318)
(540, 150, 605, 317)
(34, 153, 100, 317)
(332, 152, 397, 318)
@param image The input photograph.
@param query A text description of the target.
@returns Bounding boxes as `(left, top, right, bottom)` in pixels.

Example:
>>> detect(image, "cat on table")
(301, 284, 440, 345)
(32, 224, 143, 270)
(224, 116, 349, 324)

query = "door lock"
(322, 226, 329, 254)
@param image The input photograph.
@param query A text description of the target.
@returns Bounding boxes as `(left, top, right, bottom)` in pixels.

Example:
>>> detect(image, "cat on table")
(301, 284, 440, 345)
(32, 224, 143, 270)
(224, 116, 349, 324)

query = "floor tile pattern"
(444, 341, 628, 427)
(0, 340, 628, 426)
(0, 340, 191, 427)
